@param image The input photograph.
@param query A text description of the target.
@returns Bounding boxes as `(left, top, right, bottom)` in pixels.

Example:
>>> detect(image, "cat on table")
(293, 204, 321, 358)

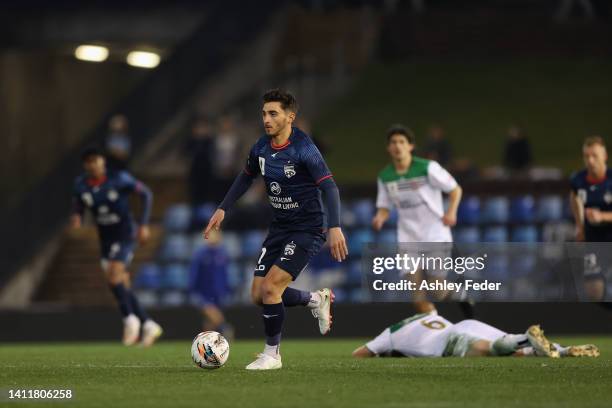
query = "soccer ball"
(191, 331, 230, 369)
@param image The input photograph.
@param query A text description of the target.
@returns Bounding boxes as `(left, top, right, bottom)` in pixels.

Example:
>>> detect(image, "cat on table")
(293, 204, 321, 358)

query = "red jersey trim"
(586, 173, 606, 185)
(271, 139, 291, 150)
(316, 174, 333, 185)
(87, 175, 107, 187)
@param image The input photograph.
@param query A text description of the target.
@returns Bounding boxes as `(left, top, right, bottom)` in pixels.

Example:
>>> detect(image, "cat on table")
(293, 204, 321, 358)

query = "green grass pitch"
(2, 337, 612, 408)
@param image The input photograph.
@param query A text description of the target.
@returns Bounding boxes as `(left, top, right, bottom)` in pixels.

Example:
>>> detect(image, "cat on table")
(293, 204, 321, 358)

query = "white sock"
(490, 334, 529, 355)
(307, 292, 322, 309)
(521, 346, 535, 356)
(263, 344, 280, 357)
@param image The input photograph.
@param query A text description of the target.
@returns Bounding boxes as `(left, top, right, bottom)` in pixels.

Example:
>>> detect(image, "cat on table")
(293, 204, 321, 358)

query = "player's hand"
(585, 208, 602, 224)
(204, 209, 225, 240)
(442, 212, 457, 227)
(70, 214, 82, 229)
(575, 225, 585, 242)
(137, 225, 150, 244)
(328, 227, 348, 262)
(372, 214, 386, 231)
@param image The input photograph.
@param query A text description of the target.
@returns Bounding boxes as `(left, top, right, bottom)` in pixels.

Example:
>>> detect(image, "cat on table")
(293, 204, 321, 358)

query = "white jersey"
(366, 312, 454, 357)
(366, 314, 507, 357)
(376, 157, 457, 242)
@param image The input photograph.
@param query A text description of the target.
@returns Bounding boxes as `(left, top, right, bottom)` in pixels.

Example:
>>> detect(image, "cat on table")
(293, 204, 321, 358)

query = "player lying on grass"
(71, 147, 162, 347)
(204, 89, 348, 370)
(352, 311, 599, 358)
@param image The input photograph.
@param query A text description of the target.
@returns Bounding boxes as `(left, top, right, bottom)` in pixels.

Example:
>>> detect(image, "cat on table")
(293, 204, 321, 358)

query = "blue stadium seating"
(457, 196, 480, 225)
(162, 263, 189, 289)
(387, 208, 398, 226)
(377, 229, 396, 244)
(163, 204, 192, 233)
(222, 232, 242, 259)
(134, 263, 162, 289)
(242, 230, 266, 257)
(192, 202, 217, 230)
(509, 252, 537, 277)
(453, 226, 480, 243)
(482, 226, 508, 242)
(159, 234, 192, 263)
(346, 261, 363, 285)
(347, 228, 374, 255)
(481, 197, 509, 224)
(510, 195, 535, 223)
(537, 195, 563, 222)
(352, 200, 375, 227)
(484, 254, 509, 280)
(511, 226, 538, 242)
(160, 291, 187, 307)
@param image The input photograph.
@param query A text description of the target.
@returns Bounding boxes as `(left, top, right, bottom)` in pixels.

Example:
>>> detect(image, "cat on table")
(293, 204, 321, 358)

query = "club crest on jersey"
(270, 182, 281, 195)
(284, 164, 296, 178)
(284, 241, 296, 256)
(107, 189, 118, 201)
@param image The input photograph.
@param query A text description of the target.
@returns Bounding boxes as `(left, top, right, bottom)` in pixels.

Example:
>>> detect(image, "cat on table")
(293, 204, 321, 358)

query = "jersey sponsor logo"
(270, 182, 281, 195)
(107, 189, 118, 201)
(284, 241, 296, 256)
(271, 152, 279, 158)
(268, 195, 299, 209)
(284, 164, 296, 178)
(81, 192, 94, 207)
(280, 257, 290, 261)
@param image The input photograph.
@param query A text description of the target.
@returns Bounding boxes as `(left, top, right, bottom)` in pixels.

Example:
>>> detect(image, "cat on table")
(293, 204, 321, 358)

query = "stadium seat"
(378, 229, 396, 244)
(453, 226, 480, 243)
(346, 261, 363, 285)
(510, 195, 535, 223)
(511, 226, 538, 242)
(481, 197, 509, 224)
(352, 200, 375, 227)
(242, 230, 266, 257)
(331, 288, 348, 303)
(483, 254, 509, 280)
(537, 195, 563, 222)
(457, 196, 480, 225)
(192, 202, 217, 230)
(159, 234, 192, 263)
(162, 263, 189, 289)
(132, 290, 159, 308)
(341, 206, 357, 228)
(387, 208, 398, 227)
(347, 228, 374, 256)
(160, 290, 187, 307)
(482, 226, 508, 242)
(509, 252, 537, 277)
(163, 204, 192, 233)
(134, 263, 162, 289)
(222, 232, 242, 259)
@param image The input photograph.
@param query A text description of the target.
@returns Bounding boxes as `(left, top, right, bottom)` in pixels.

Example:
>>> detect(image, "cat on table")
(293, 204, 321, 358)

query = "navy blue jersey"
(73, 171, 152, 242)
(570, 168, 612, 241)
(244, 127, 332, 231)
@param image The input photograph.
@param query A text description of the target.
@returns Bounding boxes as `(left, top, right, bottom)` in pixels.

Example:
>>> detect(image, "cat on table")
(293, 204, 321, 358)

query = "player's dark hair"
(386, 124, 415, 145)
(584, 135, 606, 149)
(81, 147, 104, 162)
(262, 89, 299, 113)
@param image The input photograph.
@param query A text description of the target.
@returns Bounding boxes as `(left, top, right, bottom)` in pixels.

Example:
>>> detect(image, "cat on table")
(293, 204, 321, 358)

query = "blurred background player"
(189, 229, 234, 340)
(352, 311, 599, 359)
(371, 125, 469, 315)
(570, 136, 612, 303)
(204, 89, 348, 370)
(71, 147, 162, 346)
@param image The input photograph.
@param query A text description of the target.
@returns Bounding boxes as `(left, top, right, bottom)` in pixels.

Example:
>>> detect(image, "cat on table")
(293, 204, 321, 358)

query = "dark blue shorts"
(254, 229, 326, 280)
(100, 239, 136, 267)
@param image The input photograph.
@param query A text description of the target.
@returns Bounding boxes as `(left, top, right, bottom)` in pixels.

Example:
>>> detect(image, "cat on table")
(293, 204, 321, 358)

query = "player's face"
(387, 134, 414, 161)
(83, 155, 106, 178)
(583, 144, 607, 175)
(262, 102, 295, 136)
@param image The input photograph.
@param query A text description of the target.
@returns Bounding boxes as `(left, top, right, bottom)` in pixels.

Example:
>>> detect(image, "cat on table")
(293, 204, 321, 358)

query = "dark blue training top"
(73, 170, 152, 242)
(570, 168, 612, 242)
(244, 127, 332, 231)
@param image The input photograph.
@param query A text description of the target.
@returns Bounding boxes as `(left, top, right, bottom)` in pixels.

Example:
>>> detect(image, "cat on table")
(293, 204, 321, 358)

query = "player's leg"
(104, 259, 140, 345)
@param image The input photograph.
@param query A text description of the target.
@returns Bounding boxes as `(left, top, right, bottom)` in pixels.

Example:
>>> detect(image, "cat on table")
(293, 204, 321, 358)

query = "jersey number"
(256, 247, 267, 271)
(420, 319, 446, 330)
(259, 157, 266, 176)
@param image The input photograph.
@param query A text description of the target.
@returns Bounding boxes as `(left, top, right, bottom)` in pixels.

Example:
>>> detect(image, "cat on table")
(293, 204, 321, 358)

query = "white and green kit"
(376, 157, 458, 242)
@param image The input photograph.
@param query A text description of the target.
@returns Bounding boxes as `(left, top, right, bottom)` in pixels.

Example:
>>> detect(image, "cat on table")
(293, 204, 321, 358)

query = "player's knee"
(260, 279, 283, 302)
(251, 291, 263, 306)
(106, 262, 126, 285)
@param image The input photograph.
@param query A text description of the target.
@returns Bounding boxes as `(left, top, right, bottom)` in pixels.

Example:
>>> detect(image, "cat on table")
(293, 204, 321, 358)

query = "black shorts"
(254, 228, 326, 280)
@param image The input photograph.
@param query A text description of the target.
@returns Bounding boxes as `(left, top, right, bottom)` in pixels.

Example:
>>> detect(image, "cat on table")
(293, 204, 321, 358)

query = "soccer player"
(204, 89, 348, 370)
(570, 135, 612, 302)
(189, 229, 234, 340)
(352, 311, 599, 359)
(71, 147, 162, 346)
(371, 125, 464, 313)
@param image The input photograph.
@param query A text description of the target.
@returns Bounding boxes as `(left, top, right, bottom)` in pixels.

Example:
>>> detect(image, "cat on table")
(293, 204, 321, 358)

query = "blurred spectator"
(423, 124, 452, 166)
(503, 124, 533, 173)
(186, 118, 216, 205)
(189, 229, 234, 339)
(295, 117, 327, 155)
(105, 114, 131, 171)
(213, 115, 241, 202)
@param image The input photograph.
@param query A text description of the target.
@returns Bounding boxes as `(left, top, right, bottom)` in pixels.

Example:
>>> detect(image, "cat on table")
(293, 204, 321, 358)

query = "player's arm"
(352, 345, 376, 358)
(204, 146, 259, 239)
(121, 172, 153, 243)
(427, 161, 461, 226)
(70, 183, 84, 228)
(585, 207, 612, 224)
(303, 141, 348, 262)
(442, 185, 462, 227)
(372, 178, 391, 231)
(569, 188, 585, 241)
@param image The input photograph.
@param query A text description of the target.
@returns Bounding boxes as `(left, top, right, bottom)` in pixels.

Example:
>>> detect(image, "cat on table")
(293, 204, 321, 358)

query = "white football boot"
(526, 325, 560, 358)
(122, 314, 141, 346)
(245, 353, 282, 370)
(565, 344, 600, 357)
(311, 288, 334, 335)
(141, 320, 163, 347)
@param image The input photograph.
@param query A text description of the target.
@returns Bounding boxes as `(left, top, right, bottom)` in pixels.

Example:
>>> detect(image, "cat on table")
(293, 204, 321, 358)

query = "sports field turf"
(2, 338, 612, 408)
